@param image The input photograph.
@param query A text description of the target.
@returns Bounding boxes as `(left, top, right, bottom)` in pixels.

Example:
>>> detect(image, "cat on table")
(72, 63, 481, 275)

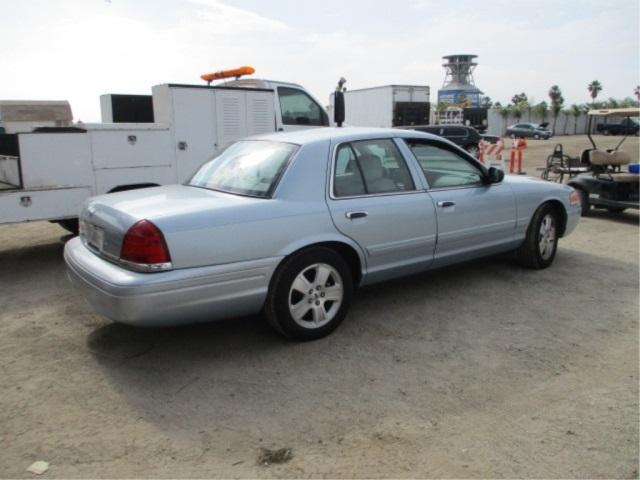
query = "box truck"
(329, 84, 431, 128)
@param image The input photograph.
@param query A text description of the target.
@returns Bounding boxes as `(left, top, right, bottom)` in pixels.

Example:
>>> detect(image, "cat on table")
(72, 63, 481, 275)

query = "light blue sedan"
(64, 127, 581, 340)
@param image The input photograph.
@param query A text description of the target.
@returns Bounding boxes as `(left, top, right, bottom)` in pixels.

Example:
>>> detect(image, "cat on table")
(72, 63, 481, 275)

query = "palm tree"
(620, 96, 639, 108)
(436, 101, 450, 124)
(533, 101, 549, 125)
(570, 104, 581, 134)
(588, 80, 603, 105)
(511, 93, 527, 106)
(634, 85, 640, 102)
(548, 85, 564, 135)
(480, 96, 493, 108)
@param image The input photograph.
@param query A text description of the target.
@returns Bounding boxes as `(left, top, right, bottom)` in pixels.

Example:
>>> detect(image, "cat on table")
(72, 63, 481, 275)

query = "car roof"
(249, 127, 440, 145)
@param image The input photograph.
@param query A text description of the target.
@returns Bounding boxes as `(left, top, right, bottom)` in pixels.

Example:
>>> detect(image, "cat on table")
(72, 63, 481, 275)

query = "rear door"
(327, 137, 437, 283)
(404, 138, 516, 267)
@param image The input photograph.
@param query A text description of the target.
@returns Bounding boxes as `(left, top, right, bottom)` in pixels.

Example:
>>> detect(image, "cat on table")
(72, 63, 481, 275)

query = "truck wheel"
(576, 188, 591, 216)
(606, 207, 625, 214)
(603, 129, 610, 136)
(58, 218, 79, 235)
(265, 247, 353, 341)
(516, 203, 560, 269)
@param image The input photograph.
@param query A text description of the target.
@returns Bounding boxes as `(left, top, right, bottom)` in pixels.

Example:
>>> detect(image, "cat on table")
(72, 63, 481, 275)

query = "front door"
(327, 138, 437, 284)
(404, 139, 517, 267)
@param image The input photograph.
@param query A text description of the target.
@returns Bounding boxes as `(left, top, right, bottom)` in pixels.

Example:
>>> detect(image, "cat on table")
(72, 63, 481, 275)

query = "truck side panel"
(343, 86, 393, 128)
(0, 187, 92, 223)
(171, 88, 218, 182)
(90, 128, 173, 169)
(19, 133, 93, 189)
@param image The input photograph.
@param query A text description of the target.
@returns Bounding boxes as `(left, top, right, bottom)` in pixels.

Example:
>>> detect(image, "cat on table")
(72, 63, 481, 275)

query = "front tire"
(516, 204, 560, 269)
(533, 133, 540, 140)
(265, 247, 353, 341)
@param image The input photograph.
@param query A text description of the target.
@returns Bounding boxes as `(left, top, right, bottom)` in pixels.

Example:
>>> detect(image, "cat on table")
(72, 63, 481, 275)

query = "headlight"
(569, 190, 580, 206)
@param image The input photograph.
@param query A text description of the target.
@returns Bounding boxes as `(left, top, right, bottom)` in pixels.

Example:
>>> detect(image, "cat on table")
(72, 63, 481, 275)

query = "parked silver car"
(65, 127, 581, 340)
(506, 122, 552, 140)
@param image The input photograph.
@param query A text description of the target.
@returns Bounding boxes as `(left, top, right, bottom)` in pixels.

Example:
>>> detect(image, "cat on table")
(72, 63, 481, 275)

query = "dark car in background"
(596, 117, 639, 136)
(506, 122, 552, 139)
(405, 125, 481, 156)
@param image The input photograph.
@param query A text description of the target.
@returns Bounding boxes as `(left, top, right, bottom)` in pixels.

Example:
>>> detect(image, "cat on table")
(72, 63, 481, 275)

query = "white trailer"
(0, 78, 329, 231)
(329, 84, 431, 128)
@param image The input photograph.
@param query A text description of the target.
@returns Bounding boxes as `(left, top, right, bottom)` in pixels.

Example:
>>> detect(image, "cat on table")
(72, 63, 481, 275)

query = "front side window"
(333, 139, 415, 197)
(278, 87, 328, 126)
(406, 140, 484, 189)
(189, 140, 297, 198)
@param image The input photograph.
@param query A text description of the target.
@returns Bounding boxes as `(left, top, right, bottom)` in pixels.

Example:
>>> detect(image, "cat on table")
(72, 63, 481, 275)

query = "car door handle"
(345, 211, 368, 219)
(437, 201, 456, 208)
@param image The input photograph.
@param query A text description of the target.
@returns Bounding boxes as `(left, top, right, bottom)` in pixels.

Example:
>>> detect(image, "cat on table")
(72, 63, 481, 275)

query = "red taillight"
(120, 220, 171, 267)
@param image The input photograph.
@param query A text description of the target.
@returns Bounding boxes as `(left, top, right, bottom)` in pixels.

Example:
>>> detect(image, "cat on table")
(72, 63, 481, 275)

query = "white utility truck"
(329, 84, 431, 128)
(0, 73, 329, 232)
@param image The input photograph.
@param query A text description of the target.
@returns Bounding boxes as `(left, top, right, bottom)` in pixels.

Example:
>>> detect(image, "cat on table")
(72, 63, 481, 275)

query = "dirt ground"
(500, 134, 640, 175)
(0, 142, 639, 478)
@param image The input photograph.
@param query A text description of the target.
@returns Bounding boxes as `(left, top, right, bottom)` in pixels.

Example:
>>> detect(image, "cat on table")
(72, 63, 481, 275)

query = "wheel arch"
(276, 237, 366, 287)
(541, 199, 568, 237)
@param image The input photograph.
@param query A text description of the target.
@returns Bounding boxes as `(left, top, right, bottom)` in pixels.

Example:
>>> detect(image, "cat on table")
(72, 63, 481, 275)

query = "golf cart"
(567, 108, 639, 216)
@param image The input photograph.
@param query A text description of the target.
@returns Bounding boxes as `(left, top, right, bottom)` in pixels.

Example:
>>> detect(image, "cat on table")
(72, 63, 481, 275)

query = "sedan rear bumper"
(64, 237, 281, 327)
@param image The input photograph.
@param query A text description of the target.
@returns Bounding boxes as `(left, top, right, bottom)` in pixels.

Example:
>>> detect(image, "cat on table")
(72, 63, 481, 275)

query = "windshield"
(189, 140, 298, 198)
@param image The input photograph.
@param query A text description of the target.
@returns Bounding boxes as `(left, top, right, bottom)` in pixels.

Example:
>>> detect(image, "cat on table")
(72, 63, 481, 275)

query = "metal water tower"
(438, 54, 483, 108)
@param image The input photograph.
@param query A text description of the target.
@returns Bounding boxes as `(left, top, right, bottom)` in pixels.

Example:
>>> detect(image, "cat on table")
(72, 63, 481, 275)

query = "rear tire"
(516, 203, 560, 269)
(265, 247, 353, 341)
(603, 129, 610, 136)
(575, 188, 591, 216)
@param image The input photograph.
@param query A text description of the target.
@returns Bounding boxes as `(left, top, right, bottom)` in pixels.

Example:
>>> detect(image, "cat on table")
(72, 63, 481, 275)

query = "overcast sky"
(2, 0, 638, 121)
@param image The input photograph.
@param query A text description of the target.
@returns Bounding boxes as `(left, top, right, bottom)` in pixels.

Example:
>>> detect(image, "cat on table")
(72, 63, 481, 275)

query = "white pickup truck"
(0, 78, 329, 232)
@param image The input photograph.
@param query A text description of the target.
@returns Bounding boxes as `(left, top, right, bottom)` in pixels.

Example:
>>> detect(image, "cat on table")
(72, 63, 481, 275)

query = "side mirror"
(487, 166, 504, 183)
(334, 91, 345, 127)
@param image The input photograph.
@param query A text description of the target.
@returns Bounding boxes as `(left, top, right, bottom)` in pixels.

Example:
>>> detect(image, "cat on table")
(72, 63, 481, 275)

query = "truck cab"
(220, 79, 329, 131)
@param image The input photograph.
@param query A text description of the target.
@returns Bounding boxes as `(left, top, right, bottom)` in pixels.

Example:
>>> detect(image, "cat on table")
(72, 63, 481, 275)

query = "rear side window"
(189, 140, 297, 198)
(333, 139, 415, 197)
(278, 87, 329, 126)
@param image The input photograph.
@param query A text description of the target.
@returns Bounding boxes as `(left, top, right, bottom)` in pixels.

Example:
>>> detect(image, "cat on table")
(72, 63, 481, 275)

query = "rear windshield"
(189, 140, 297, 198)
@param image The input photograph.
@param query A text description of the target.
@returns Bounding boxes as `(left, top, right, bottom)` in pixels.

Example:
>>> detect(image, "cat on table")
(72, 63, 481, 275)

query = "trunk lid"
(80, 184, 268, 267)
